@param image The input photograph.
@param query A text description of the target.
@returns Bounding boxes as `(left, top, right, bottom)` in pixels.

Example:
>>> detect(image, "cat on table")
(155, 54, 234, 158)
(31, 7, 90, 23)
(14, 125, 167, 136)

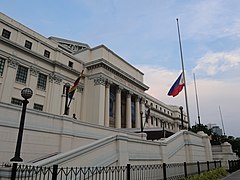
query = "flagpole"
(176, 18, 191, 129)
(219, 106, 226, 136)
(193, 73, 201, 125)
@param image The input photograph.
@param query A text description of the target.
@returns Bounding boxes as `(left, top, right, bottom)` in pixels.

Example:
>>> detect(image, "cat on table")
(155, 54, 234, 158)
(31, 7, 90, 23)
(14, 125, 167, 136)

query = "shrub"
(182, 168, 228, 180)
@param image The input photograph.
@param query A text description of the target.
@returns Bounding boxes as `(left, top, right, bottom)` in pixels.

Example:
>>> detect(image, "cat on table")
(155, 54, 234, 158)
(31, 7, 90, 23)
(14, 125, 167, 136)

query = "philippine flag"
(167, 73, 185, 97)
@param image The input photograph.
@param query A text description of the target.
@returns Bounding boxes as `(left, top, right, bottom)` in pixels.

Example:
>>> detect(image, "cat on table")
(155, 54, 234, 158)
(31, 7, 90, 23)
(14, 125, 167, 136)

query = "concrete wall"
(33, 130, 213, 167)
(0, 103, 213, 166)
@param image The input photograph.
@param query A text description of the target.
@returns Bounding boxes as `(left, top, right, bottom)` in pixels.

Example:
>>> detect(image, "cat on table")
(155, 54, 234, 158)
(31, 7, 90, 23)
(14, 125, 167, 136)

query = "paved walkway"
(221, 170, 240, 180)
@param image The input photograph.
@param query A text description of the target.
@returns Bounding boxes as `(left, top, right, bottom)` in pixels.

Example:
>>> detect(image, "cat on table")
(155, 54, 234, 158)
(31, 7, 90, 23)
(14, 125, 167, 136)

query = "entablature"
(85, 58, 149, 91)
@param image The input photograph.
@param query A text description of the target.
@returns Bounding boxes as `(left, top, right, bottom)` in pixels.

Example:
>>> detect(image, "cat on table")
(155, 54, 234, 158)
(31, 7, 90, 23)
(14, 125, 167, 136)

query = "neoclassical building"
(0, 13, 192, 164)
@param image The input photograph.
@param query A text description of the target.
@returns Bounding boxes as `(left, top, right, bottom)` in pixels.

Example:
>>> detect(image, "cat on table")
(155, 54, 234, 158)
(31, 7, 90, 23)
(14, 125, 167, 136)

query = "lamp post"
(162, 121, 166, 138)
(10, 88, 33, 162)
(10, 88, 33, 180)
(140, 111, 144, 132)
(179, 106, 184, 129)
(64, 83, 70, 115)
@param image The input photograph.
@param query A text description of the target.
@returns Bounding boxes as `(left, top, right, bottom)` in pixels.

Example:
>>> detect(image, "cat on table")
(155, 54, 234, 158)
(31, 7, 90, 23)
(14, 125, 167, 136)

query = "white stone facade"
(0, 12, 198, 166)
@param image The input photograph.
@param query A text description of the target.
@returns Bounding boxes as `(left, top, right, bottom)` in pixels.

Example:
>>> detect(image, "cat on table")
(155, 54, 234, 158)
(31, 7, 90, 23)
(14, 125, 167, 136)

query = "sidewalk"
(221, 170, 240, 180)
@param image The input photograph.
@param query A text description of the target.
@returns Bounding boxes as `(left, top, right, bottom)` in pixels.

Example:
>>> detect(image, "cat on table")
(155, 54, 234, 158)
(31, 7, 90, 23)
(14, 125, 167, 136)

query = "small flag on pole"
(68, 70, 84, 107)
(68, 77, 81, 100)
(167, 72, 185, 97)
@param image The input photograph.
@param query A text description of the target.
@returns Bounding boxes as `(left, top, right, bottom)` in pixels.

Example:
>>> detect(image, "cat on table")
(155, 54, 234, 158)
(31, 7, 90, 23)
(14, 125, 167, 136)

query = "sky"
(1, 0, 240, 137)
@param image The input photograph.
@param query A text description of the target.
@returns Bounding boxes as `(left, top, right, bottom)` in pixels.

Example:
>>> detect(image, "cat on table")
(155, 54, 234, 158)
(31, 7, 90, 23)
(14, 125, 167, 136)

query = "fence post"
(207, 161, 209, 171)
(11, 163, 18, 180)
(228, 160, 232, 173)
(214, 161, 216, 168)
(127, 164, 130, 180)
(219, 160, 222, 167)
(184, 162, 187, 178)
(163, 163, 167, 180)
(197, 161, 200, 175)
(52, 164, 58, 180)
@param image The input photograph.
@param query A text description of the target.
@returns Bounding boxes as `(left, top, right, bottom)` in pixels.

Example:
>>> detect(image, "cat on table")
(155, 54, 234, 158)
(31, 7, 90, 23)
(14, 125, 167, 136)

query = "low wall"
(0, 103, 143, 164)
(33, 131, 213, 167)
(0, 103, 213, 167)
(212, 142, 238, 169)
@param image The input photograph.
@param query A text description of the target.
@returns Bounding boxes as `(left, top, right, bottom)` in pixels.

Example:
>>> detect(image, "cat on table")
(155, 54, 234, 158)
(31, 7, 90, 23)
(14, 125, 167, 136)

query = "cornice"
(0, 36, 81, 76)
(0, 16, 84, 64)
(86, 45, 144, 75)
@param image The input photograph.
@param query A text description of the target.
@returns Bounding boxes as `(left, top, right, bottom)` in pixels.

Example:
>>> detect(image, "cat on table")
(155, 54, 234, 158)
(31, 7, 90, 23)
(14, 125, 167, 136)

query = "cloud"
(136, 64, 240, 137)
(193, 49, 240, 76)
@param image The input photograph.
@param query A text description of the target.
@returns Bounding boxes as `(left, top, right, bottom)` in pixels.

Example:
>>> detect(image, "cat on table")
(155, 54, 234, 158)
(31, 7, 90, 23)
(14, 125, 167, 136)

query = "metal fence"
(228, 159, 240, 173)
(7, 161, 221, 180)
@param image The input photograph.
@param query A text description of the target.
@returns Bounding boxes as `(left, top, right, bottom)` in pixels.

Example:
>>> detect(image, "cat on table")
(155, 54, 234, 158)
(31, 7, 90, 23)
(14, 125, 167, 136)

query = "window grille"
(37, 73, 47, 90)
(34, 103, 43, 111)
(44, 50, 50, 58)
(16, 65, 28, 83)
(2, 29, 11, 39)
(0, 57, 5, 76)
(11, 98, 22, 106)
(25, 40, 32, 49)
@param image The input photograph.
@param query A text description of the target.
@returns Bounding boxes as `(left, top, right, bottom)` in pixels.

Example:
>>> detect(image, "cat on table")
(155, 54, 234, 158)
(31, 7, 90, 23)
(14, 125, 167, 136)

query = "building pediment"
(49, 36, 90, 54)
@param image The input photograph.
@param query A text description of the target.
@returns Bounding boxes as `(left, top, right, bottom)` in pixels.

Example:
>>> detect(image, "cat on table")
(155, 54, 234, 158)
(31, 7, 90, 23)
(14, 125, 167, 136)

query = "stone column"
(135, 97, 140, 128)
(47, 72, 62, 115)
(104, 82, 110, 127)
(93, 76, 106, 126)
(75, 86, 84, 120)
(174, 121, 179, 132)
(115, 86, 122, 128)
(1, 57, 18, 103)
(28, 66, 39, 106)
(126, 92, 132, 128)
(140, 97, 146, 129)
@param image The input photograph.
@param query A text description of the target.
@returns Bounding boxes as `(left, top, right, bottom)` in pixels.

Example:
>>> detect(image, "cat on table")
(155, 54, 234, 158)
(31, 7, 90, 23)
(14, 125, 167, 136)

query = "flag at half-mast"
(167, 72, 185, 97)
(68, 70, 84, 100)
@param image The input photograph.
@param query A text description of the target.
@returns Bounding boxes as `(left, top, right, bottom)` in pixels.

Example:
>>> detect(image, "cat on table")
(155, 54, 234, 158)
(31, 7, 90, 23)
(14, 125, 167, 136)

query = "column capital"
(140, 97, 146, 104)
(116, 86, 123, 93)
(30, 66, 40, 77)
(105, 80, 112, 88)
(49, 72, 62, 84)
(127, 91, 133, 98)
(135, 96, 140, 102)
(94, 76, 106, 86)
(7, 56, 19, 69)
(76, 86, 84, 93)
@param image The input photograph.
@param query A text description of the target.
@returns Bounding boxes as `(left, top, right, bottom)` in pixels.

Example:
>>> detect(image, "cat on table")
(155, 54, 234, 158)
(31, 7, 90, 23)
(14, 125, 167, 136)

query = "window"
(34, 103, 43, 111)
(16, 65, 28, 83)
(37, 73, 47, 90)
(68, 61, 73, 68)
(25, 40, 32, 49)
(2, 29, 11, 39)
(44, 50, 50, 58)
(0, 57, 5, 76)
(11, 98, 22, 106)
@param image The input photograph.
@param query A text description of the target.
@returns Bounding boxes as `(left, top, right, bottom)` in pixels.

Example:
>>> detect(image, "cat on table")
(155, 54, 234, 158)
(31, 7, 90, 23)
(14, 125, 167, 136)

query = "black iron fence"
(228, 159, 240, 173)
(7, 161, 221, 180)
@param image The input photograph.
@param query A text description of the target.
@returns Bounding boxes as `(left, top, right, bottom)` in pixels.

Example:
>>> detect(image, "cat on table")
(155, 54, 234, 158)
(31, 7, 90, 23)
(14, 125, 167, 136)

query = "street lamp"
(162, 121, 166, 138)
(10, 87, 33, 162)
(63, 83, 70, 115)
(140, 111, 144, 132)
(179, 106, 184, 130)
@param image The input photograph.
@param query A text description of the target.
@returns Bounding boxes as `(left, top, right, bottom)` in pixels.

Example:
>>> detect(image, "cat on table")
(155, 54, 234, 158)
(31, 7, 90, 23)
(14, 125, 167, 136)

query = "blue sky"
(1, 0, 240, 137)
